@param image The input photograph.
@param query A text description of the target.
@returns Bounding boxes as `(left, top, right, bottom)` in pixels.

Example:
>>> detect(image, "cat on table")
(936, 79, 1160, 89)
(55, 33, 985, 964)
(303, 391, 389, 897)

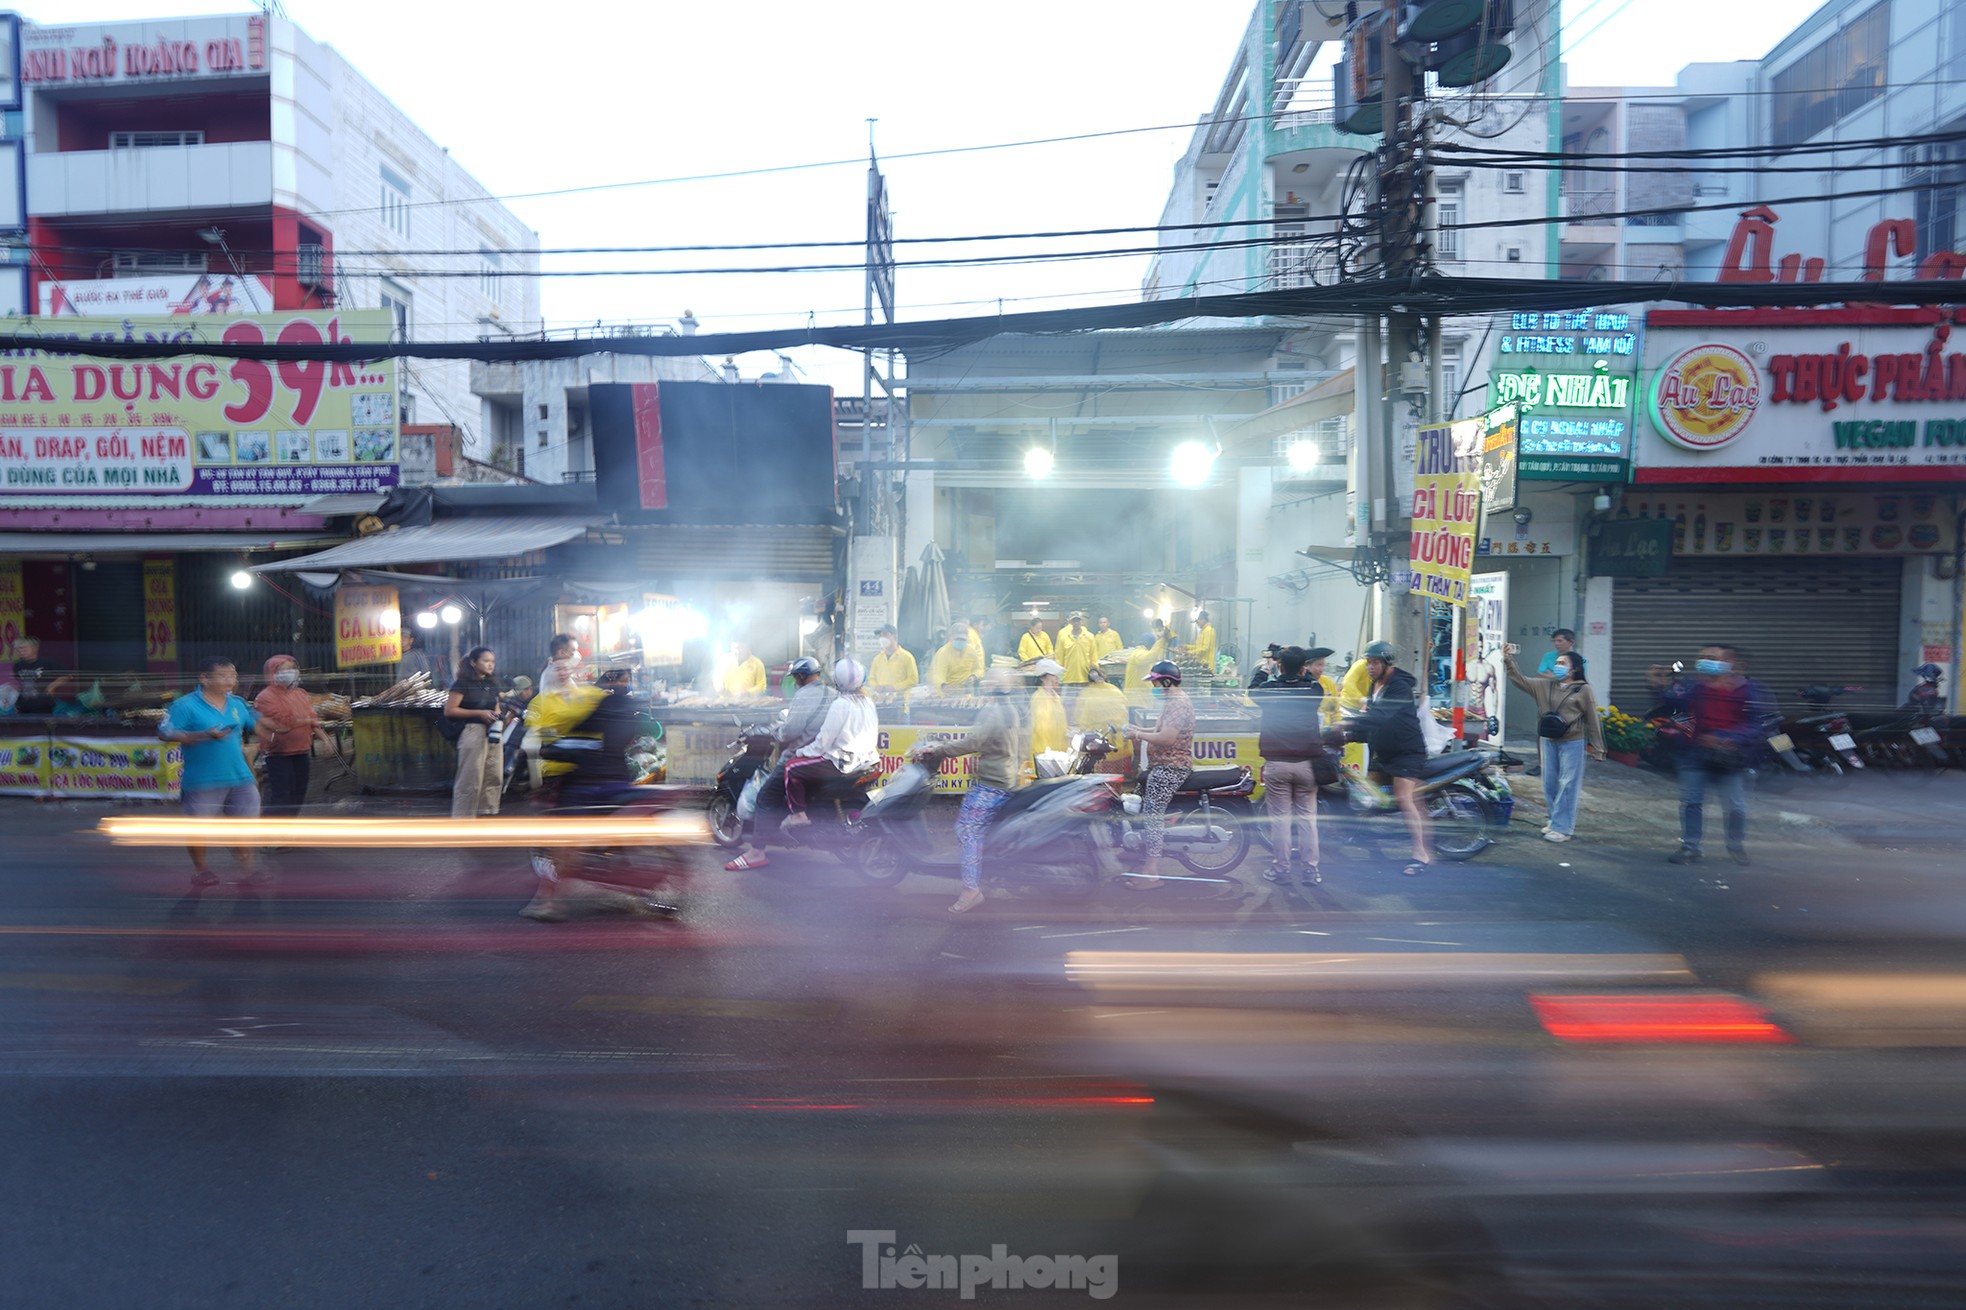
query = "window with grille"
(1436, 200, 1461, 261)
(379, 279, 411, 341)
(480, 247, 503, 302)
(109, 130, 203, 149)
(1771, 1, 1890, 147)
(1505, 171, 1525, 194)
(380, 166, 412, 238)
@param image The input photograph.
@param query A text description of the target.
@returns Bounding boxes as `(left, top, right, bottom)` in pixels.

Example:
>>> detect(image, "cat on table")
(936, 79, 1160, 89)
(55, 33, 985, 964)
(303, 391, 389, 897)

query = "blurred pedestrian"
(158, 656, 264, 886)
(1648, 644, 1777, 866)
(445, 646, 508, 818)
(927, 670, 1024, 915)
(253, 655, 330, 818)
(1350, 641, 1433, 876)
(540, 632, 582, 693)
(1118, 660, 1194, 891)
(1504, 643, 1605, 843)
(1253, 646, 1334, 885)
(1073, 665, 1129, 769)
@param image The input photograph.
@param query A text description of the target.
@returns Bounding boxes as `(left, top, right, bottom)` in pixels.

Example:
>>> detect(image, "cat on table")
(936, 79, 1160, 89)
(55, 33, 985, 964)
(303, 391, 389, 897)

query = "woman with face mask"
(867, 623, 918, 699)
(253, 654, 332, 817)
(1504, 642, 1606, 844)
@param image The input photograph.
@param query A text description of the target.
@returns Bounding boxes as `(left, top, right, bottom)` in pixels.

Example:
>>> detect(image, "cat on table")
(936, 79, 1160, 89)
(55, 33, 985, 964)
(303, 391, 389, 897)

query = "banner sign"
(1409, 419, 1484, 606)
(1468, 572, 1509, 745)
(0, 311, 399, 501)
(1620, 491, 1957, 556)
(334, 585, 402, 668)
(143, 558, 177, 667)
(1591, 516, 1675, 577)
(0, 558, 22, 657)
(1490, 309, 1640, 481)
(874, 726, 1263, 795)
(41, 273, 273, 318)
(1478, 404, 1520, 515)
(0, 734, 41, 794)
(0, 734, 181, 798)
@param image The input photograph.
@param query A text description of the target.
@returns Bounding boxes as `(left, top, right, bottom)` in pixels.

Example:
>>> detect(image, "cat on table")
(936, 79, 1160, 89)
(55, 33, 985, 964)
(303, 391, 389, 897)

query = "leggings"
(1140, 765, 1187, 860)
(955, 785, 1013, 890)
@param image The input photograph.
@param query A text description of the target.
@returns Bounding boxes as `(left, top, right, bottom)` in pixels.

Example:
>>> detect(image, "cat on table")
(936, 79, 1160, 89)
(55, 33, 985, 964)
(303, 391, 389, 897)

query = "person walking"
(1253, 645, 1337, 885)
(253, 654, 331, 818)
(1648, 644, 1777, 866)
(444, 646, 508, 818)
(1118, 660, 1195, 892)
(158, 656, 265, 886)
(927, 670, 1024, 914)
(1350, 640, 1434, 876)
(1504, 643, 1606, 843)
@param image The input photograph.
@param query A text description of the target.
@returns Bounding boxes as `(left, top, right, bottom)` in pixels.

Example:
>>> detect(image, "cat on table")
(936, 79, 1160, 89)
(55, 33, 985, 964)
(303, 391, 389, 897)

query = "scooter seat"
(1179, 767, 1245, 793)
(1416, 753, 1481, 781)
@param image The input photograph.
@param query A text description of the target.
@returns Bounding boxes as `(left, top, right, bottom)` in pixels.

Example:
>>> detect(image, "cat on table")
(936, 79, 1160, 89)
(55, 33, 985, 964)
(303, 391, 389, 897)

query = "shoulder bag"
(1537, 685, 1580, 740)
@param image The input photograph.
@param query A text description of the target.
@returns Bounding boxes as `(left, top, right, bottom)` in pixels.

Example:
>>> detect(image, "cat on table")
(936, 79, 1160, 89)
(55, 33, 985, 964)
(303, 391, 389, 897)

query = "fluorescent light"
(1024, 446, 1054, 478)
(1170, 440, 1216, 487)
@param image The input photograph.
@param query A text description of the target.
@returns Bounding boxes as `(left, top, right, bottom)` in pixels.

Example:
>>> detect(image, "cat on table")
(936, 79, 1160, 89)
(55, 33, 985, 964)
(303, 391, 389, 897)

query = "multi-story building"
(20, 11, 541, 451)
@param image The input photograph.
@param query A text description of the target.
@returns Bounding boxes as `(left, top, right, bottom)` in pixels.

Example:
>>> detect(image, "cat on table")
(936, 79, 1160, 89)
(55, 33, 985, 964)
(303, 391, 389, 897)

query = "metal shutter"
(1611, 558, 1905, 716)
(632, 526, 840, 582)
(73, 560, 147, 675)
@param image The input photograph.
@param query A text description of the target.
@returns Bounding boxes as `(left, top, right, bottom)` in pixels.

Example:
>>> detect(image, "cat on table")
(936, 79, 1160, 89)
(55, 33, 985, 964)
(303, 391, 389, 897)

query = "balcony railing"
(1562, 187, 1617, 221)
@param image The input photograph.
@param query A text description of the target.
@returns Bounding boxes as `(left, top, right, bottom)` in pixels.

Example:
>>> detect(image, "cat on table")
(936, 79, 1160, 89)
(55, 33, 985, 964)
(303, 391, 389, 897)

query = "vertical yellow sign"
(0, 559, 22, 658)
(143, 558, 177, 668)
(335, 585, 402, 668)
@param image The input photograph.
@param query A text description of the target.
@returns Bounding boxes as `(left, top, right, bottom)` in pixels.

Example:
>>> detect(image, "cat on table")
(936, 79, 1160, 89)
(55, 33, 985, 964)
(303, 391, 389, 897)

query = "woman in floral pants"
(1119, 660, 1195, 891)
(927, 673, 1024, 915)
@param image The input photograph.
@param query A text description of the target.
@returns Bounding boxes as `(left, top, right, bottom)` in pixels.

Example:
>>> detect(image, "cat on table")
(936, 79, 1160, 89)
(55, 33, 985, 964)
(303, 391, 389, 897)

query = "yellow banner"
(0, 735, 44, 795)
(0, 734, 182, 798)
(0, 559, 22, 658)
(0, 311, 398, 500)
(335, 585, 402, 668)
(876, 726, 1263, 796)
(1410, 417, 1485, 606)
(143, 558, 177, 666)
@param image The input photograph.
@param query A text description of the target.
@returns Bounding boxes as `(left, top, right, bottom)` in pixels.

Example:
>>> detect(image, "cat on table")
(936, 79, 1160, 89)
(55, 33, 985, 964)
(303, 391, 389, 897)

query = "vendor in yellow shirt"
(1092, 615, 1125, 661)
(1073, 665, 1130, 770)
(1123, 633, 1159, 710)
(1027, 658, 1069, 773)
(1055, 612, 1095, 685)
(1016, 614, 1053, 664)
(1188, 610, 1218, 676)
(928, 628, 984, 693)
(720, 641, 768, 699)
(867, 624, 918, 698)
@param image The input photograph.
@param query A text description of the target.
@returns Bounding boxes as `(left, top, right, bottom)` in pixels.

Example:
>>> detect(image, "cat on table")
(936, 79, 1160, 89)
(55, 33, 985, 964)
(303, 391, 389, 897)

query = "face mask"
(1694, 658, 1731, 676)
(274, 669, 300, 687)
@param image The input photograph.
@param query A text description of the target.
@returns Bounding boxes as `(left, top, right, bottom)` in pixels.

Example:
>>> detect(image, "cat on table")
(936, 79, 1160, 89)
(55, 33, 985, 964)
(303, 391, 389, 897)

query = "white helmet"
(833, 658, 866, 692)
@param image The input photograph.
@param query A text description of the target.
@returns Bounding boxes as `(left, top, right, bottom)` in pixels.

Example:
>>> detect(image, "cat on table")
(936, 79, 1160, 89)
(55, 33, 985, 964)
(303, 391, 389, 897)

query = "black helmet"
(1363, 640, 1399, 662)
(1147, 659, 1182, 684)
(788, 656, 821, 679)
(1914, 662, 1943, 681)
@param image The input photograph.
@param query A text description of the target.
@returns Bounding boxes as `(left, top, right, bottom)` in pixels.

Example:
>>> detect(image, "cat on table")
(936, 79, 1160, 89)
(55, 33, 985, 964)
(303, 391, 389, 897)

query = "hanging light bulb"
(1024, 446, 1054, 479)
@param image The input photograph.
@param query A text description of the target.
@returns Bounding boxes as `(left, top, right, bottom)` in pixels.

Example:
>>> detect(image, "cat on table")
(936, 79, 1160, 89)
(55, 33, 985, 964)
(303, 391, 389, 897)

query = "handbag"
(1310, 749, 1340, 786)
(1538, 685, 1580, 740)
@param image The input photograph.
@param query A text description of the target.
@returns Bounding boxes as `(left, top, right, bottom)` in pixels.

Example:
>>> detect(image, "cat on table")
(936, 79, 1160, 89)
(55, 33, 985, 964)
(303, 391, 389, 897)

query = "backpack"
(1538, 685, 1581, 740)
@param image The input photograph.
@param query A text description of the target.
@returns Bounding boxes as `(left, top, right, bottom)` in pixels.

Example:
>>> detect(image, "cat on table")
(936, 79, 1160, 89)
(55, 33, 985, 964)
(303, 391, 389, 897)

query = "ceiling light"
(1286, 439, 1321, 472)
(1169, 440, 1216, 487)
(1024, 446, 1054, 479)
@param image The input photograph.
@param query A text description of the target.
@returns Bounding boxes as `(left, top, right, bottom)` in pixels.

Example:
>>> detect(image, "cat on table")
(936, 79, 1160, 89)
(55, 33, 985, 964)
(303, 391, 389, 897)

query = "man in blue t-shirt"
(160, 655, 273, 885)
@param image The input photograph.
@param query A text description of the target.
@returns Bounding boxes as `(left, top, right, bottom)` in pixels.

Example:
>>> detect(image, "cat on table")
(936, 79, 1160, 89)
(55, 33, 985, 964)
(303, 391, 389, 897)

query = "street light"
(1023, 446, 1054, 479)
(1170, 440, 1216, 487)
(415, 611, 439, 630)
(1286, 439, 1321, 472)
(229, 570, 253, 590)
(440, 604, 463, 625)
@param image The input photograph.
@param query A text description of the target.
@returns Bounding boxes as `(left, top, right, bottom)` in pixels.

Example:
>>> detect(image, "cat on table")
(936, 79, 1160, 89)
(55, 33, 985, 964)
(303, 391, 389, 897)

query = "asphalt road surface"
(4, 786, 1964, 1308)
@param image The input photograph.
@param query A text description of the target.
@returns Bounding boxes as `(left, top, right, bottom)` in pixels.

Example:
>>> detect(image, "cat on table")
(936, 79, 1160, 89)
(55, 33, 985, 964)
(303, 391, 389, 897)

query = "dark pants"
(784, 758, 849, 813)
(263, 752, 311, 817)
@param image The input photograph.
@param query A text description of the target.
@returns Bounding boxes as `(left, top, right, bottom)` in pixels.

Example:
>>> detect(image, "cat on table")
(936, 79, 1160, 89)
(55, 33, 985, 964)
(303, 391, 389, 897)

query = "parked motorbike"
(1854, 666, 1953, 779)
(1070, 733, 1257, 876)
(856, 753, 1122, 896)
(1787, 685, 1868, 778)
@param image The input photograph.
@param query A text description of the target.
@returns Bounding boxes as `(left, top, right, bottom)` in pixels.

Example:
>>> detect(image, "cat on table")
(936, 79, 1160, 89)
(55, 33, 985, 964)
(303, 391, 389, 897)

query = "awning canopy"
(251, 517, 594, 573)
(299, 492, 389, 516)
(0, 532, 339, 556)
(1226, 366, 1357, 444)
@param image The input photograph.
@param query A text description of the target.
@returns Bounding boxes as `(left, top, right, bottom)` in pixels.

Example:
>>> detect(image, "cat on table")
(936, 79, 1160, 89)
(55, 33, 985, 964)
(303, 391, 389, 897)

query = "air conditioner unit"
(297, 242, 328, 288)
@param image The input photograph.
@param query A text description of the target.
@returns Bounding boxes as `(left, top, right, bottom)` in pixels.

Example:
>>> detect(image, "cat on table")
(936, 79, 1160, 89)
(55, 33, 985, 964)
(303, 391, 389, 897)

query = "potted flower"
(1598, 706, 1655, 766)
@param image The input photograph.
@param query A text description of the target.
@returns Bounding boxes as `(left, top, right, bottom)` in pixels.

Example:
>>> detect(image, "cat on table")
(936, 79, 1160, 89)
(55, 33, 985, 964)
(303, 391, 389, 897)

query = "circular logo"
(1649, 344, 1761, 452)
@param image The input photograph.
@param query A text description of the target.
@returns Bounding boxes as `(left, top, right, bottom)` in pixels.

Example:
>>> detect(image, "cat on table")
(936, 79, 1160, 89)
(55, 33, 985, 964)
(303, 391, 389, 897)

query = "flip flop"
(724, 852, 770, 871)
(1401, 861, 1429, 877)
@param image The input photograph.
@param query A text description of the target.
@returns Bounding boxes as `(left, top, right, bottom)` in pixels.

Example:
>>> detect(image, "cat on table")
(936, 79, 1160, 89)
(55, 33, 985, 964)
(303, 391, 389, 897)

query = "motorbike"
(1853, 669, 1953, 778)
(1070, 733, 1257, 876)
(527, 743, 695, 918)
(1316, 744, 1512, 862)
(706, 722, 776, 848)
(1786, 685, 1868, 778)
(856, 753, 1122, 896)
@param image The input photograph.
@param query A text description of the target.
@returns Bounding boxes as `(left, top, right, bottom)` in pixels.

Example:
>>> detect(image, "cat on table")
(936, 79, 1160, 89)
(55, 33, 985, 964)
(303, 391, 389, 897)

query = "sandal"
(723, 852, 770, 871)
(948, 888, 986, 914)
(189, 870, 219, 887)
(1120, 876, 1164, 891)
(1401, 860, 1429, 877)
(779, 812, 812, 832)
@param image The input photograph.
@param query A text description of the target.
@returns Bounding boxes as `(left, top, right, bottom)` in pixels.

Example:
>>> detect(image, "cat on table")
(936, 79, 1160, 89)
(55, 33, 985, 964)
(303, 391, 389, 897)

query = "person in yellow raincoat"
(1092, 615, 1125, 661)
(1016, 614, 1054, 664)
(1027, 658, 1069, 775)
(1188, 610, 1218, 676)
(867, 624, 918, 699)
(1055, 612, 1095, 686)
(1337, 652, 1374, 770)
(1073, 665, 1130, 772)
(1123, 634, 1159, 710)
(928, 629, 984, 693)
(720, 641, 767, 699)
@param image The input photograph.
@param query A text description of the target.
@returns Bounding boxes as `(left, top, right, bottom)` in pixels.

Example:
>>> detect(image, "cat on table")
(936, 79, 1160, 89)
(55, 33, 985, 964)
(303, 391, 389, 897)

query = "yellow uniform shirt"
(1339, 657, 1373, 714)
(1092, 629, 1125, 660)
(721, 656, 767, 699)
(1017, 629, 1054, 663)
(1317, 672, 1340, 726)
(1073, 680, 1129, 749)
(867, 646, 918, 696)
(1124, 645, 1157, 709)
(1188, 624, 1217, 675)
(928, 641, 984, 693)
(1029, 687, 1069, 759)
(1055, 628, 1095, 683)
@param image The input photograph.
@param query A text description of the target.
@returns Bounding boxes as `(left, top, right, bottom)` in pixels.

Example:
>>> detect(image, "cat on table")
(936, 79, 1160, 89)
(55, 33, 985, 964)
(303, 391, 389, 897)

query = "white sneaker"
(1544, 831, 1572, 843)
(1539, 825, 1552, 835)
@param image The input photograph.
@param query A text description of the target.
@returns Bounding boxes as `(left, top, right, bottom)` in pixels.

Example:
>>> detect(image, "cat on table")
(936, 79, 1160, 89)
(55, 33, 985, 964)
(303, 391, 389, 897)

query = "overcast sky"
(38, 0, 1827, 384)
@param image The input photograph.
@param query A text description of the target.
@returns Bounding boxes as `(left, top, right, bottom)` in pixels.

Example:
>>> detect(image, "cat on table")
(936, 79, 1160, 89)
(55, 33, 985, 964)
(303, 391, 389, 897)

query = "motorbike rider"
(522, 663, 640, 922)
(1117, 660, 1195, 892)
(1647, 644, 1777, 866)
(722, 656, 833, 871)
(781, 659, 880, 830)
(917, 668, 1024, 915)
(1348, 640, 1435, 877)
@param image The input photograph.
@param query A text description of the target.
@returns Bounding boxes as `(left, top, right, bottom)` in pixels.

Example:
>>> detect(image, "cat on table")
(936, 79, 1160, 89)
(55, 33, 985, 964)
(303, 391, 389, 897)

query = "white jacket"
(793, 693, 880, 773)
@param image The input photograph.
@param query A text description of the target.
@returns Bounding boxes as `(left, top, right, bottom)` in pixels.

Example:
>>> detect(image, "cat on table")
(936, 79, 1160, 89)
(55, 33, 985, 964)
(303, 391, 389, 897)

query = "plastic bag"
(736, 769, 766, 821)
(1416, 696, 1453, 756)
